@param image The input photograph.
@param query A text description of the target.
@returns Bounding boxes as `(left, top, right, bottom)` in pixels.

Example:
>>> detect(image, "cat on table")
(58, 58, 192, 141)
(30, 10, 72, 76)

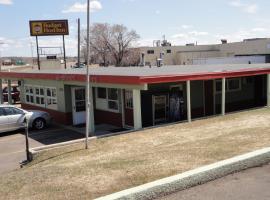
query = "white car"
(0, 105, 52, 133)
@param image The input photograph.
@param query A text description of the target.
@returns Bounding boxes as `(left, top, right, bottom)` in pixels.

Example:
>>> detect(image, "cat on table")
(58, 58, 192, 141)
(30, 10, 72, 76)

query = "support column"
(133, 89, 142, 130)
(221, 77, 226, 115)
(186, 80, 191, 122)
(7, 80, 12, 105)
(121, 89, 125, 128)
(89, 86, 95, 135)
(0, 79, 3, 104)
(267, 74, 270, 107)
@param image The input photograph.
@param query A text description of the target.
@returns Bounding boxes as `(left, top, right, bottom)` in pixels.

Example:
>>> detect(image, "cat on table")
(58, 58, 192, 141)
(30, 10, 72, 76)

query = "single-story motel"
(1, 64, 270, 135)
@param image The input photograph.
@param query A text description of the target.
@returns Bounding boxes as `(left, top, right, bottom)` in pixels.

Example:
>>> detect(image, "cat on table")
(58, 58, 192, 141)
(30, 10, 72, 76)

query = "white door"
(72, 87, 86, 125)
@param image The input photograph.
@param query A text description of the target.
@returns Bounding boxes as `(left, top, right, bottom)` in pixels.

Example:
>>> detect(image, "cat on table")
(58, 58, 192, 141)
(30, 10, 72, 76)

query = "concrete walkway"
(158, 163, 270, 200)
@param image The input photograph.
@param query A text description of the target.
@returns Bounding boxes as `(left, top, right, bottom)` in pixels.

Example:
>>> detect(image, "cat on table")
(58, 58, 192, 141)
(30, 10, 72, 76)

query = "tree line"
(81, 23, 141, 67)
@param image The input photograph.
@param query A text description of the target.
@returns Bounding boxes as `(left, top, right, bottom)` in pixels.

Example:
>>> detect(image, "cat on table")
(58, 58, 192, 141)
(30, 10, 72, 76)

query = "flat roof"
(1, 64, 270, 85)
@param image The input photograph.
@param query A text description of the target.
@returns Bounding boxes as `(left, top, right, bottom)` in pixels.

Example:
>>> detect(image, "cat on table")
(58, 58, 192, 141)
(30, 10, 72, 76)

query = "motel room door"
(152, 95, 167, 126)
(204, 80, 214, 116)
(72, 87, 86, 125)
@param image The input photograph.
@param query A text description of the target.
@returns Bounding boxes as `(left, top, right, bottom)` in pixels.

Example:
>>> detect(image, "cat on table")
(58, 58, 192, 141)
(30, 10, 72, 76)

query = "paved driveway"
(158, 163, 270, 200)
(0, 126, 83, 175)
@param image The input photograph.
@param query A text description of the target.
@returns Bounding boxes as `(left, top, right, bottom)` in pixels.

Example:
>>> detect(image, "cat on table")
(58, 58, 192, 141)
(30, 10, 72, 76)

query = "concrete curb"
(95, 147, 270, 200)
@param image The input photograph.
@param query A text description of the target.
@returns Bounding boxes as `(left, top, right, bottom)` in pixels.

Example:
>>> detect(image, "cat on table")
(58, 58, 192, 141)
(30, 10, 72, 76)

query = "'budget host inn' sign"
(29, 20, 69, 36)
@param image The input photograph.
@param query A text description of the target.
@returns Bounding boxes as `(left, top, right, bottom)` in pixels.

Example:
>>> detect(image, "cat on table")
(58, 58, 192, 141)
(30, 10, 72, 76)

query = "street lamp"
(85, 0, 91, 149)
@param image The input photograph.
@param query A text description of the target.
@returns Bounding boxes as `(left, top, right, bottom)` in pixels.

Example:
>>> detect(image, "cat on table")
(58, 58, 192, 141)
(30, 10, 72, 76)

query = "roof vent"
(221, 39, 227, 44)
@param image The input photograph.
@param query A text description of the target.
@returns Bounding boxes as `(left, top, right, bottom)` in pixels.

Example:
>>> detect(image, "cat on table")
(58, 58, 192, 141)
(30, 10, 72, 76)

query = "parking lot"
(0, 125, 84, 174)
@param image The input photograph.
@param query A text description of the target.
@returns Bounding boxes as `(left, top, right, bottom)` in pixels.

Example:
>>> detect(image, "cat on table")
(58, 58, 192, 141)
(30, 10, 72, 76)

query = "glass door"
(152, 95, 167, 125)
(72, 87, 86, 125)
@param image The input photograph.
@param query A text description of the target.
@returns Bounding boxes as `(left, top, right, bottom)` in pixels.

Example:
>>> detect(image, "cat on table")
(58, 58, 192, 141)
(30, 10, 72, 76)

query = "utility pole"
(85, 0, 91, 149)
(78, 18, 81, 67)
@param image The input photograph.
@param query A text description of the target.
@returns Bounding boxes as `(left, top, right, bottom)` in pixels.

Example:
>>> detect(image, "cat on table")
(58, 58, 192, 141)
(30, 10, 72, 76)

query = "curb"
(95, 147, 270, 200)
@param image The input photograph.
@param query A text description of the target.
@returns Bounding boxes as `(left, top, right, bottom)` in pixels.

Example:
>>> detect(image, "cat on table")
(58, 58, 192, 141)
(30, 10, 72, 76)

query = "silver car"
(0, 105, 52, 133)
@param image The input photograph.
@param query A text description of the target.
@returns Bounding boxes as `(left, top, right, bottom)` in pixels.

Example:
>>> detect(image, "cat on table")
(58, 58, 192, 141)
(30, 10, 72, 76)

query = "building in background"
(140, 38, 270, 66)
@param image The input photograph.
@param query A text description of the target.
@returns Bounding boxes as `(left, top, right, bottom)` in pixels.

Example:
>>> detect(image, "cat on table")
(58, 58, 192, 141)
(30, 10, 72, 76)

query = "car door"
(3, 107, 25, 131)
(0, 108, 9, 133)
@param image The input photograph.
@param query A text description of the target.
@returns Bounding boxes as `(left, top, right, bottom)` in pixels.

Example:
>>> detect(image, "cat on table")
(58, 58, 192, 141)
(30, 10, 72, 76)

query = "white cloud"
(189, 31, 209, 36)
(0, 0, 12, 5)
(229, 0, 258, 14)
(171, 33, 188, 39)
(251, 27, 266, 32)
(181, 25, 192, 29)
(62, 1, 102, 13)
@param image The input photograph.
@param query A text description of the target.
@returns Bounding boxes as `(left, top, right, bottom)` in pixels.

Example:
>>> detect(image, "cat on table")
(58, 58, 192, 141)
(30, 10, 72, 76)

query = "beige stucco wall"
(141, 39, 270, 66)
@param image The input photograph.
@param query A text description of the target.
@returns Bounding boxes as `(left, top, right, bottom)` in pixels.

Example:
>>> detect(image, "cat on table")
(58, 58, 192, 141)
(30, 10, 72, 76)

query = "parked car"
(72, 63, 86, 68)
(0, 105, 52, 133)
(3, 85, 20, 103)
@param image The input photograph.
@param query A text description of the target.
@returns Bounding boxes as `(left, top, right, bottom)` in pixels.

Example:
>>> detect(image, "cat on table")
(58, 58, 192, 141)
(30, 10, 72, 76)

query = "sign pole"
(85, 0, 91, 149)
(24, 115, 31, 161)
(78, 18, 81, 67)
(62, 35, 67, 69)
(36, 36, 40, 70)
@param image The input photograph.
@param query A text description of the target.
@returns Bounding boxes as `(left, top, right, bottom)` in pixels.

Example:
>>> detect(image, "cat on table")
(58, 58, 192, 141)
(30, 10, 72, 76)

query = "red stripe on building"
(1, 68, 270, 85)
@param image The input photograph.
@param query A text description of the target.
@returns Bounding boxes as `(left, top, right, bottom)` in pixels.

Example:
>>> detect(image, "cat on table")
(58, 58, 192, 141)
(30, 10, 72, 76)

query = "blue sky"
(1, 0, 270, 56)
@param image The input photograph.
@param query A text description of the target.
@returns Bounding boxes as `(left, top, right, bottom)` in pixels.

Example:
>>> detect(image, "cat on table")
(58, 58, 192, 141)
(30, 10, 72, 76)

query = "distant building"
(140, 38, 270, 66)
(2, 59, 12, 66)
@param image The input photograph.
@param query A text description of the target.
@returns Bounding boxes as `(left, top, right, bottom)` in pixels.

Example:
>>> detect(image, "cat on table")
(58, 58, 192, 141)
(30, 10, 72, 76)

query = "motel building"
(0, 64, 270, 135)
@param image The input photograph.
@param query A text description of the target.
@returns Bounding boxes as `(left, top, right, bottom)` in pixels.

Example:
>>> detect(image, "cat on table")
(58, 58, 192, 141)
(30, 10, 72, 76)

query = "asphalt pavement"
(158, 163, 270, 200)
(0, 126, 84, 175)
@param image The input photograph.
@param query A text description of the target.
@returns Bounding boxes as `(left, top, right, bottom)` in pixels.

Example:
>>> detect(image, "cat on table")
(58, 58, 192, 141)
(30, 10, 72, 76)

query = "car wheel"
(33, 118, 46, 130)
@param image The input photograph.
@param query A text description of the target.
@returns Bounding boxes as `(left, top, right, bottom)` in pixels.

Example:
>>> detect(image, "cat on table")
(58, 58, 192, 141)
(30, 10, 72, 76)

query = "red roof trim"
(1, 68, 270, 85)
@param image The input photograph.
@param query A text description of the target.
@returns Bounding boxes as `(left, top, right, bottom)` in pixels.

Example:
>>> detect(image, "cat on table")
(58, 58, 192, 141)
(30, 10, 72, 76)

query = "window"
(227, 78, 241, 91)
(96, 87, 120, 112)
(125, 90, 133, 109)
(2, 107, 23, 115)
(147, 50, 155, 54)
(167, 49, 172, 54)
(46, 88, 57, 110)
(25, 86, 34, 104)
(215, 78, 241, 93)
(24, 85, 58, 110)
(97, 88, 106, 99)
(0, 108, 5, 116)
(108, 89, 119, 110)
(35, 87, 45, 106)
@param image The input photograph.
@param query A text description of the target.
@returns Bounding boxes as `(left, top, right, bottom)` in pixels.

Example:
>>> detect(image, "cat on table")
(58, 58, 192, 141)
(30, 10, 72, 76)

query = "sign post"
(29, 20, 69, 70)
(62, 35, 67, 69)
(85, 0, 90, 149)
(35, 36, 40, 70)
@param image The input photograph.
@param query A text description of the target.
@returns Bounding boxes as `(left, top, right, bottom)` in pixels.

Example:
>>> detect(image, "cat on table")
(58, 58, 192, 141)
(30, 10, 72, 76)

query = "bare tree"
(82, 23, 140, 66)
(106, 24, 140, 66)
(122, 48, 141, 66)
